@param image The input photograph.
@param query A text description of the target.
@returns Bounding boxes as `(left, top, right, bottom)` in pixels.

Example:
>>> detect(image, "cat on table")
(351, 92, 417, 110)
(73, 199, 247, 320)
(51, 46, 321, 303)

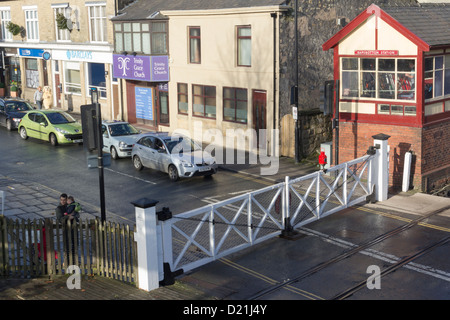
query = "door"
(53, 60, 61, 108)
(252, 90, 267, 149)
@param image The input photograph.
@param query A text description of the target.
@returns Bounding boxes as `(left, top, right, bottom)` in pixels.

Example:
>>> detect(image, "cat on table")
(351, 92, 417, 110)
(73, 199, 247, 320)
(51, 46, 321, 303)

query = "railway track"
(247, 205, 450, 300)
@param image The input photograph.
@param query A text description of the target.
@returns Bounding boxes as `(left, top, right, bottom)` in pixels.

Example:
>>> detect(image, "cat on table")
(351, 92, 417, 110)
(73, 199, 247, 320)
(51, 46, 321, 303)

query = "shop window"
(64, 61, 81, 94)
(88, 3, 107, 43)
(25, 58, 39, 88)
(237, 26, 251, 67)
(425, 55, 450, 100)
(341, 57, 416, 102)
(223, 87, 248, 123)
(87, 63, 106, 99)
(189, 27, 201, 64)
(24, 8, 39, 41)
(0, 9, 12, 41)
(177, 83, 188, 114)
(193, 84, 216, 119)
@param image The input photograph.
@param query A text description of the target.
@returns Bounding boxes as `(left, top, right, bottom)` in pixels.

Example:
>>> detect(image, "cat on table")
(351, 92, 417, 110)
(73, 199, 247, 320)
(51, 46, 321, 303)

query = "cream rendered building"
(113, 1, 288, 154)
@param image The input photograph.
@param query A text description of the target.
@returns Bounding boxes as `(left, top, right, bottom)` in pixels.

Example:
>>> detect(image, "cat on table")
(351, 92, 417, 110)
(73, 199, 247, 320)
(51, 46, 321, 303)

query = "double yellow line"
(219, 258, 324, 300)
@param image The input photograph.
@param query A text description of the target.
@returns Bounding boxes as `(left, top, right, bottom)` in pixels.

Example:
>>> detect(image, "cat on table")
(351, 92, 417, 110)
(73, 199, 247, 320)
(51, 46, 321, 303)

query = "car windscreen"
(164, 136, 202, 154)
(5, 102, 33, 112)
(46, 112, 76, 124)
(108, 123, 139, 136)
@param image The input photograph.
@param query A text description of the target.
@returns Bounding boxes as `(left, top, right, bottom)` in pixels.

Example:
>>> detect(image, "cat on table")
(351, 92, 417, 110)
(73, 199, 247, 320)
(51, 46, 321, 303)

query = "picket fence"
(0, 216, 138, 286)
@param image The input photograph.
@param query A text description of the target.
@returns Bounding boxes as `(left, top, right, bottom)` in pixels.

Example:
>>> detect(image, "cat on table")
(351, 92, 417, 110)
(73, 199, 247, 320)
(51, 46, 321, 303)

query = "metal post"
(372, 133, 390, 201)
(91, 88, 106, 222)
(294, 0, 300, 163)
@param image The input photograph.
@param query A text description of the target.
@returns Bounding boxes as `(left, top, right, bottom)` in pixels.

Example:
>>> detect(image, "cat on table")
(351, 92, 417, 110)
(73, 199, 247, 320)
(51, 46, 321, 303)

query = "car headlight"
(119, 141, 127, 148)
(12, 118, 21, 123)
(55, 127, 70, 134)
(181, 160, 193, 167)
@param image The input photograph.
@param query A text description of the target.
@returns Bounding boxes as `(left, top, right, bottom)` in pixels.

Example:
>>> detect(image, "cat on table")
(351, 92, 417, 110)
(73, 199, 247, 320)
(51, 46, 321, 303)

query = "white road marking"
(105, 168, 157, 184)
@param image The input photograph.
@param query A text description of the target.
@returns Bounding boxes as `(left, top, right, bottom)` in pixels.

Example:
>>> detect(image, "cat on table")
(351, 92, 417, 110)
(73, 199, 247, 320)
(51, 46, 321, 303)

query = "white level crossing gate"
(132, 135, 390, 292)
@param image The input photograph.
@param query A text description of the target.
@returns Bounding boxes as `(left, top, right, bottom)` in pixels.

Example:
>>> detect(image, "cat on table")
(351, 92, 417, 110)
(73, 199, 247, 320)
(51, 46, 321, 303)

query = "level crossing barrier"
(132, 134, 390, 291)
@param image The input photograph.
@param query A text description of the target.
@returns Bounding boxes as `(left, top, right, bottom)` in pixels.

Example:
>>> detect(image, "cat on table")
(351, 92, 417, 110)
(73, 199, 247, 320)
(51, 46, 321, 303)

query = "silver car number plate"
(199, 166, 211, 172)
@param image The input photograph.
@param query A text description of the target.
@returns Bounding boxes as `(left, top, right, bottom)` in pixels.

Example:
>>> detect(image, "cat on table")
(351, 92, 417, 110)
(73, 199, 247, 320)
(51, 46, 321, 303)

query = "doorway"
(252, 90, 266, 149)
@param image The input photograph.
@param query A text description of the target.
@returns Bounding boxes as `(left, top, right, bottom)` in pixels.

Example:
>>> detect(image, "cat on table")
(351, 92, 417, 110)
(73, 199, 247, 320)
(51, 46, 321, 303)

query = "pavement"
(0, 109, 449, 301)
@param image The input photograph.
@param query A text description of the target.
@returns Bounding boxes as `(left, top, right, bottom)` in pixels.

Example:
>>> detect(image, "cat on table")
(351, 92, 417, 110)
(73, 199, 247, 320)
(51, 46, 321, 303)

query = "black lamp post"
(90, 87, 106, 222)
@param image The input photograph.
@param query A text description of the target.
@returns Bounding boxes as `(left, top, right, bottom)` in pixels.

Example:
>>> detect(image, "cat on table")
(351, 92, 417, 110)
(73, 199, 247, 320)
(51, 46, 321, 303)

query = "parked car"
(18, 110, 83, 146)
(102, 121, 141, 159)
(131, 132, 218, 181)
(0, 98, 34, 131)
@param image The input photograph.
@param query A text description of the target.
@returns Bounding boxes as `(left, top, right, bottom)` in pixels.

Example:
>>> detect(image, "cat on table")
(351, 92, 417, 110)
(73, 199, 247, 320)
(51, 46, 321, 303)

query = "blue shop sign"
(19, 48, 44, 58)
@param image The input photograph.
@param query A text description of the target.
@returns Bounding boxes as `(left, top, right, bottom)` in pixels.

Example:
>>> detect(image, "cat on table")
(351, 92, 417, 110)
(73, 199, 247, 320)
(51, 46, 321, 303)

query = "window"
(54, 7, 70, 41)
(0, 9, 12, 41)
(192, 84, 216, 118)
(24, 8, 39, 41)
(189, 27, 201, 64)
(237, 26, 251, 67)
(64, 61, 81, 94)
(158, 85, 169, 125)
(378, 104, 416, 116)
(341, 57, 416, 101)
(151, 22, 167, 54)
(223, 87, 248, 123)
(87, 63, 106, 98)
(25, 58, 39, 88)
(88, 4, 107, 43)
(424, 55, 450, 100)
(178, 83, 188, 114)
(114, 21, 167, 55)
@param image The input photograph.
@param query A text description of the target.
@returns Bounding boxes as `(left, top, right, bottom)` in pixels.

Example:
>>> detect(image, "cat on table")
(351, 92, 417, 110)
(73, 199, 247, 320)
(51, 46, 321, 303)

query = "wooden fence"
(0, 216, 138, 286)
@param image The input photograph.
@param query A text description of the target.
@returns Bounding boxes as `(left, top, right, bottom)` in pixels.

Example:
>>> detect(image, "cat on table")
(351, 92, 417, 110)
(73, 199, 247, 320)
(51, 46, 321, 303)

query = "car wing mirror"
(40, 122, 47, 127)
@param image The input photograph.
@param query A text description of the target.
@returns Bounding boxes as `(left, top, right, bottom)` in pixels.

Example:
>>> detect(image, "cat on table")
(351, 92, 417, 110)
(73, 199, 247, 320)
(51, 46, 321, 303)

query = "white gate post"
(132, 198, 160, 292)
(372, 133, 390, 201)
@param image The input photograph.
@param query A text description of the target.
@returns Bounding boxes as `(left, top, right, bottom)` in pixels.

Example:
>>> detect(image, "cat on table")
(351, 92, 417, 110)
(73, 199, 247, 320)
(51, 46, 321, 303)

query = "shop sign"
(19, 48, 44, 58)
(354, 50, 399, 56)
(51, 49, 112, 63)
(113, 54, 169, 82)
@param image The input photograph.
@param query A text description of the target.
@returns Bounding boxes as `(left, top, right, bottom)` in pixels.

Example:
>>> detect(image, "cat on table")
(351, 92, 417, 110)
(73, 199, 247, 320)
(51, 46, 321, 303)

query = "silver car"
(131, 133, 218, 181)
(101, 121, 141, 159)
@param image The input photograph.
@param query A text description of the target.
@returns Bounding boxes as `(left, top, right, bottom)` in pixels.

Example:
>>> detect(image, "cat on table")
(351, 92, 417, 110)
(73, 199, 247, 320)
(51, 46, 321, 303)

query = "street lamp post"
(91, 88, 106, 222)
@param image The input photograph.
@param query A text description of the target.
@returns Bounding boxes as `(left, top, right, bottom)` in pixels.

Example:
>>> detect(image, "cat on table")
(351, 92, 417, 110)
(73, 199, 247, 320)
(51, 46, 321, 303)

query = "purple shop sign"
(113, 54, 169, 82)
(151, 56, 169, 82)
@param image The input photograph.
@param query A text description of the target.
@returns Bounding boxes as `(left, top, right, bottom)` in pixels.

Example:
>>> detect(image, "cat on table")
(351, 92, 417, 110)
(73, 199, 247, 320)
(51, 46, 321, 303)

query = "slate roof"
(113, 0, 289, 21)
(383, 4, 450, 47)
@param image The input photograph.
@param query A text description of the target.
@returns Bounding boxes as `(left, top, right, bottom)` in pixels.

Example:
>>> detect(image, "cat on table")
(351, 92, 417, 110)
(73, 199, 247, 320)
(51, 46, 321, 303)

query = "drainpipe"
(271, 12, 277, 156)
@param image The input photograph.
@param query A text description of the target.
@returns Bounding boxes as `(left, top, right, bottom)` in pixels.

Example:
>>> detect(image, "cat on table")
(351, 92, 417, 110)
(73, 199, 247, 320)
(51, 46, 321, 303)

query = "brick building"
(323, 3, 450, 192)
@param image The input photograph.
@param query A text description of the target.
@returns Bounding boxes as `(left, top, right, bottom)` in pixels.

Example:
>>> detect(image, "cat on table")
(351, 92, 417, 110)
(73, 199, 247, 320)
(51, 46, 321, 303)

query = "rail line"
(331, 236, 450, 300)
(247, 205, 450, 300)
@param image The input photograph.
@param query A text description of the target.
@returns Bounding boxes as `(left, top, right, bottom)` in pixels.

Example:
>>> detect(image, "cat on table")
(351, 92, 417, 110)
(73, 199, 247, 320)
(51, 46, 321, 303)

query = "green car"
(18, 110, 83, 146)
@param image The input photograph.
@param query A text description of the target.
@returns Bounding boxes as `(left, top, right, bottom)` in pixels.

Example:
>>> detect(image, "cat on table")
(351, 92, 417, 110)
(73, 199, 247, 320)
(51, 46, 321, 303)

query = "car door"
(102, 124, 110, 152)
(136, 137, 156, 169)
(154, 137, 169, 172)
(25, 112, 40, 139)
(35, 113, 49, 140)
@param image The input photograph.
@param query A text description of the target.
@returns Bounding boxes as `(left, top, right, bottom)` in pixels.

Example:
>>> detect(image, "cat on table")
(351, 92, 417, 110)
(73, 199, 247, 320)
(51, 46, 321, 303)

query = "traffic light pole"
(92, 89, 106, 222)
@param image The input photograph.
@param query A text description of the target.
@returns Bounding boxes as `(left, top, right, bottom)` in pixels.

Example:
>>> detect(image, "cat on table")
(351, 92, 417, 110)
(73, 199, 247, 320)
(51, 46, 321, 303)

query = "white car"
(101, 121, 141, 159)
(131, 132, 218, 181)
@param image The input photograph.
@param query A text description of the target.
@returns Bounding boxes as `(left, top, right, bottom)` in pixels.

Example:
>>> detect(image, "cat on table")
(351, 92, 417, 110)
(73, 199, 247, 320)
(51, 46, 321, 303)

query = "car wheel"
(168, 164, 179, 182)
(50, 133, 59, 146)
(19, 127, 28, 140)
(111, 146, 118, 160)
(6, 119, 12, 131)
(133, 155, 143, 171)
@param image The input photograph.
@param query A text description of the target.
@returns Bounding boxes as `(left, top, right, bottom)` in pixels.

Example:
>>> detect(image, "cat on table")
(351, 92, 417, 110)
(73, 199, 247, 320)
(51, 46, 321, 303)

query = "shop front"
(323, 4, 450, 192)
(112, 53, 169, 130)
